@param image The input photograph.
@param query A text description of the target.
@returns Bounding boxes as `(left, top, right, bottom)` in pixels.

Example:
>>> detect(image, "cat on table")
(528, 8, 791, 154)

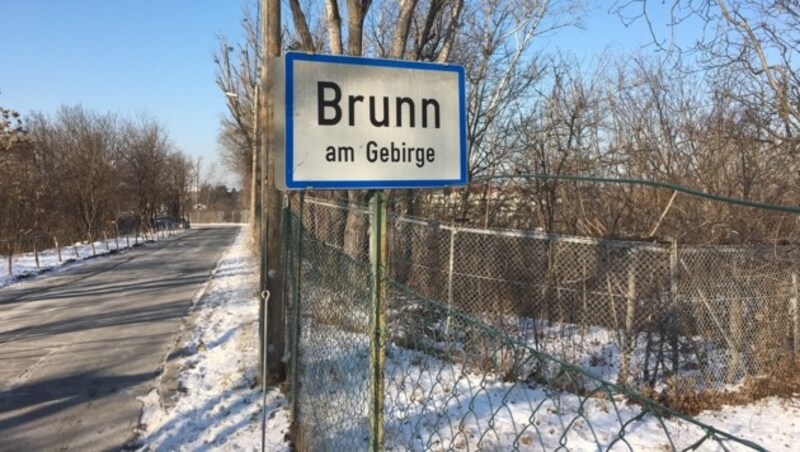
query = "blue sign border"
(283, 52, 468, 190)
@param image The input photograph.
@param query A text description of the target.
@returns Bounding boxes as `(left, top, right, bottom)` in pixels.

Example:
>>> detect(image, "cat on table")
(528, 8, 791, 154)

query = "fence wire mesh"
(388, 215, 799, 392)
(383, 281, 764, 451)
(284, 196, 793, 451)
(287, 198, 373, 451)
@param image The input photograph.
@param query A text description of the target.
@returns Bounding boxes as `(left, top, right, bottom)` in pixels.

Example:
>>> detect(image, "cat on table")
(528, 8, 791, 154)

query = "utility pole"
(250, 82, 261, 242)
(260, 0, 284, 384)
(250, 5, 262, 243)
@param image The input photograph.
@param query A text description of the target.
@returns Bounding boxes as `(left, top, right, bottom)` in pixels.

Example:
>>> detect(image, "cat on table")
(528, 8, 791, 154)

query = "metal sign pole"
(368, 190, 387, 452)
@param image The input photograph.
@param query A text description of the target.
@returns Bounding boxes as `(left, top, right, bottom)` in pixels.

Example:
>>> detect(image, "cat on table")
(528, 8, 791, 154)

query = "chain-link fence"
(283, 195, 790, 450)
(389, 215, 800, 392)
(285, 198, 372, 451)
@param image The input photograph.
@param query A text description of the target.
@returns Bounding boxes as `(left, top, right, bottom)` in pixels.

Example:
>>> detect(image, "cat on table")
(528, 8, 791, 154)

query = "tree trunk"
(390, 0, 418, 59)
(287, 0, 316, 51)
(346, 0, 370, 56)
(262, 0, 286, 383)
(727, 298, 744, 383)
(343, 190, 368, 260)
(6, 242, 12, 276)
(324, 0, 343, 54)
(435, 0, 463, 63)
(620, 264, 637, 387)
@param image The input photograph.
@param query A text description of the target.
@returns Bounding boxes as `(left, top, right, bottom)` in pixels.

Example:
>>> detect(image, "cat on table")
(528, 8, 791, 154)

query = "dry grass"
(639, 356, 800, 415)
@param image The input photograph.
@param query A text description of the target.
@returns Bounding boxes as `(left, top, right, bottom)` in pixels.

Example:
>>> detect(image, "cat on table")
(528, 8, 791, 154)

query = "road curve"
(0, 226, 240, 451)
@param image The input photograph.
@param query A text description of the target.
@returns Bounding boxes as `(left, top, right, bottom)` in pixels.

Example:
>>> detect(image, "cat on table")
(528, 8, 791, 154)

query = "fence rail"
(283, 195, 783, 451)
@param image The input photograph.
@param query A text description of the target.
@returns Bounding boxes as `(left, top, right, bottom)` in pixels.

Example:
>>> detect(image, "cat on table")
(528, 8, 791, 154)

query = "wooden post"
(103, 231, 109, 251)
(261, 0, 284, 384)
(648, 190, 678, 238)
(6, 242, 12, 276)
(54, 236, 62, 263)
(89, 233, 96, 256)
(33, 239, 40, 269)
(251, 82, 262, 245)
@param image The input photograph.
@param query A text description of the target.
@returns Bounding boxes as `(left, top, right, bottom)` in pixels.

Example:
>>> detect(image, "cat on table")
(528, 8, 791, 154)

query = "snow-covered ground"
(132, 226, 290, 451)
(0, 230, 179, 290)
(3, 226, 797, 450)
(296, 320, 799, 451)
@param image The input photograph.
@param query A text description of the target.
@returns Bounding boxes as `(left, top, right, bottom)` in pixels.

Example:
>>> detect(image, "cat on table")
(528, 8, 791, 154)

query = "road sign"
(275, 52, 467, 190)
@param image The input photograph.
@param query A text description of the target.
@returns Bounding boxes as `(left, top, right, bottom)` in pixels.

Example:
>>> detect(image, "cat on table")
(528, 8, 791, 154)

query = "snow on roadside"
(0, 231, 180, 290)
(109, 224, 797, 451)
(134, 227, 290, 451)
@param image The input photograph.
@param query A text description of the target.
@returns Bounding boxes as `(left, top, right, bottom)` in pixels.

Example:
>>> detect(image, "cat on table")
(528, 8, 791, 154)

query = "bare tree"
(214, 4, 261, 201)
(444, 0, 585, 221)
(511, 57, 604, 232)
(283, 0, 585, 235)
(0, 106, 36, 254)
(122, 117, 172, 236)
(2, 101, 193, 259)
(53, 106, 120, 244)
(284, 0, 379, 258)
(613, 0, 800, 140)
(163, 152, 193, 219)
(26, 113, 66, 239)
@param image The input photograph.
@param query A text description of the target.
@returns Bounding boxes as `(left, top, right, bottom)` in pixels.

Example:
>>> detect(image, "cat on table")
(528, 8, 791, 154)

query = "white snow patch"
(296, 320, 799, 451)
(0, 231, 182, 290)
(134, 228, 290, 451)
(15, 227, 794, 449)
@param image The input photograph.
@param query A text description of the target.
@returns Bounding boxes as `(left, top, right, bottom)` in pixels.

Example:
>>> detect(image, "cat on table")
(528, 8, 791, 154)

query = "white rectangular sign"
(276, 52, 467, 190)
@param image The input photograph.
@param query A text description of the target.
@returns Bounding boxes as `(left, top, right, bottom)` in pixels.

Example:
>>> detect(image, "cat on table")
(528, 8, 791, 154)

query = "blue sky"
(0, 1, 243, 185)
(0, 1, 682, 188)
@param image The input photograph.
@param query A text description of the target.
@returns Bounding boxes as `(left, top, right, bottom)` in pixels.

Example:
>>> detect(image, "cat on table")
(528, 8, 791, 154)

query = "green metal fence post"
(369, 190, 387, 452)
(289, 193, 304, 428)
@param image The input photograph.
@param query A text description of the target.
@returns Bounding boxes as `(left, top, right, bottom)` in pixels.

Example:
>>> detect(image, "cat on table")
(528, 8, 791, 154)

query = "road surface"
(0, 226, 240, 451)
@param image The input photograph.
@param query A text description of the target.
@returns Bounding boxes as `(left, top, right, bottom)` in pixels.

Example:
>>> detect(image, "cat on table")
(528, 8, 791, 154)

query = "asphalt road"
(0, 226, 240, 451)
